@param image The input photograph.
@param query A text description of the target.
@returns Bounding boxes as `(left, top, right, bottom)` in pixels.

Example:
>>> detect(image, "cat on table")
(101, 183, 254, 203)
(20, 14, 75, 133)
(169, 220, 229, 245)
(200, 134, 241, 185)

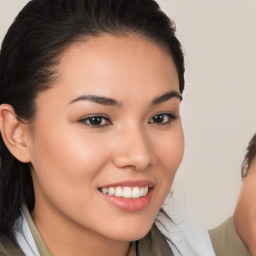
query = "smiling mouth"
(98, 186, 149, 199)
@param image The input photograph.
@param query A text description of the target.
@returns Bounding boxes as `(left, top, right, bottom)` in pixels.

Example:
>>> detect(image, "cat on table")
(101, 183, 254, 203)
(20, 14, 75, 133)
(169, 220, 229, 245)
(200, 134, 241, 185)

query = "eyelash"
(148, 113, 177, 126)
(79, 113, 177, 128)
(79, 115, 112, 128)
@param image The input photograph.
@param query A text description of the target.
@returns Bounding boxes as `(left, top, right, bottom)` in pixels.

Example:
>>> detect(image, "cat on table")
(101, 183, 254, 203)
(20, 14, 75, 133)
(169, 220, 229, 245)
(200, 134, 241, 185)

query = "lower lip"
(99, 188, 153, 212)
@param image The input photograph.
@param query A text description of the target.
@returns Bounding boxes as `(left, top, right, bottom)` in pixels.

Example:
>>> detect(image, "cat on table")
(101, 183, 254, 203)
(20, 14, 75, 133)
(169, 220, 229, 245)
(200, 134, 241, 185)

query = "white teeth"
(108, 187, 115, 195)
(100, 186, 149, 199)
(123, 187, 132, 198)
(132, 187, 140, 199)
(102, 188, 108, 194)
(139, 187, 145, 197)
(115, 187, 122, 197)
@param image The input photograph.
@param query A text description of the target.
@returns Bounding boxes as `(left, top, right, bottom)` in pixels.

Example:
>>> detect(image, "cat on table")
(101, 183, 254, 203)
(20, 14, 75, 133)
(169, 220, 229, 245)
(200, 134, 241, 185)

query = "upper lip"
(98, 179, 155, 188)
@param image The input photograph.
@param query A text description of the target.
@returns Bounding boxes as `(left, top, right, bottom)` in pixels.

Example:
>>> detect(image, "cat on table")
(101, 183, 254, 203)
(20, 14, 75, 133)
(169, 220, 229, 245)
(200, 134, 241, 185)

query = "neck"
(234, 174, 256, 255)
(31, 202, 133, 256)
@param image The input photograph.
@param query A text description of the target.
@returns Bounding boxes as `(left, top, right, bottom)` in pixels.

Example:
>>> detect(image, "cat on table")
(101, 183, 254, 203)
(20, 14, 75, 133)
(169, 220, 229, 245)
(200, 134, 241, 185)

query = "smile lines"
(99, 186, 149, 199)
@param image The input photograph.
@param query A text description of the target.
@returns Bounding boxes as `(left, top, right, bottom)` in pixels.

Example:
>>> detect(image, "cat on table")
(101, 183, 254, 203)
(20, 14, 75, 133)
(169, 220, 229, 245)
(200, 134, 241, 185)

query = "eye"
(79, 115, 111, 128)
(149, 113, 177, 125)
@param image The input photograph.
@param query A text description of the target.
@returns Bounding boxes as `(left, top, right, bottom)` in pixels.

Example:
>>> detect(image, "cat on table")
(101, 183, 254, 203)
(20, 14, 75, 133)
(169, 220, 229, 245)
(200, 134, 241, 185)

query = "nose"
(112, 126, 156, 171)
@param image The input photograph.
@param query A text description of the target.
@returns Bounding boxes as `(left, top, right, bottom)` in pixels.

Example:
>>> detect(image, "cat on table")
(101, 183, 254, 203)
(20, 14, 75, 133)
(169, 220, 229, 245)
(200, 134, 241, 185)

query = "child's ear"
(0, 104, 31, 163)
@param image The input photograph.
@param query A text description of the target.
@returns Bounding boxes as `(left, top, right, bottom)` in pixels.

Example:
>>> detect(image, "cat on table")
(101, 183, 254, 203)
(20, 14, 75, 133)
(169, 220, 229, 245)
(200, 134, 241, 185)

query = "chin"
(106, 220, 154, 242)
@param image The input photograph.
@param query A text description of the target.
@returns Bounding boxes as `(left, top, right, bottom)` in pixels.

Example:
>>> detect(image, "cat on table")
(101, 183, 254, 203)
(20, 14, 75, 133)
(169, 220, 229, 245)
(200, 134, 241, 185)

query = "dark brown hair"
(241, 133, 256, 179)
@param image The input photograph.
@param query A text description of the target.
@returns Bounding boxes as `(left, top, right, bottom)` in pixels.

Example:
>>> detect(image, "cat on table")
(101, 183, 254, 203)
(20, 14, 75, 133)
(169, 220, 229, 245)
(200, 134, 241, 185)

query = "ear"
(0, 104, 31, 163)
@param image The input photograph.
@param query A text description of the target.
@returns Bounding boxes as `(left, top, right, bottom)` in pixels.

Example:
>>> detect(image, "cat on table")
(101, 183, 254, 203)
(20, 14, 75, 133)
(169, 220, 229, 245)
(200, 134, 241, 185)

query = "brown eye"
(88, 117, 104, 126)
(149, 113, 176, 125)
(152, 114, 165, 123)
(80, 115, 111, 127)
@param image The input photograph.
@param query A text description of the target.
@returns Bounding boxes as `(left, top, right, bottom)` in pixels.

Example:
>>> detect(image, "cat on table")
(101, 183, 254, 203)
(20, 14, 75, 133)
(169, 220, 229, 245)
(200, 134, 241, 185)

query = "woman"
(0, 0, 215, 255)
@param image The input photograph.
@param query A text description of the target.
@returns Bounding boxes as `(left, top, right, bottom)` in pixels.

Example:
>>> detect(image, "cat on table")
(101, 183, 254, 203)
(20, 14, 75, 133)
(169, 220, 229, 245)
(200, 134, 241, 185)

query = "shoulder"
(209, 216, 250, 256)
(209, 216, 236, 242)
(0, 233, 24, 256)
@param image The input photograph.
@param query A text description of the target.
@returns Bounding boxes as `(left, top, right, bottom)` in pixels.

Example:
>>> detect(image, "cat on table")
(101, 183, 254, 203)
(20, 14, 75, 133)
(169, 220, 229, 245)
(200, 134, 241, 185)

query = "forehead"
(60, 34, 176, 72)
(37, 34, 179, 108)
(62, 34, 177, 81)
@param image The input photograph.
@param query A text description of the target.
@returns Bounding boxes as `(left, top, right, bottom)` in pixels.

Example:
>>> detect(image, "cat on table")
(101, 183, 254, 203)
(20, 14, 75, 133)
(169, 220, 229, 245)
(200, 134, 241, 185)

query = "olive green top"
(209, 216, 251, 256)
(137, 223, 174, 256)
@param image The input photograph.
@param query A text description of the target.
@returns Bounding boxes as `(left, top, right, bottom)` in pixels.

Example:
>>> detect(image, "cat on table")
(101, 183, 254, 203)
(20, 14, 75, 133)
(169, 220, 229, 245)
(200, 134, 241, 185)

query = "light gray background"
(1, 0, 256, 229)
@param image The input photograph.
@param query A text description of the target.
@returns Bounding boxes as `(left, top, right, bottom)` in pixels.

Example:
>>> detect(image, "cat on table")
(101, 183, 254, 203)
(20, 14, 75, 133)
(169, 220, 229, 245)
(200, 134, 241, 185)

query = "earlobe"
(0, 104, 31, 163)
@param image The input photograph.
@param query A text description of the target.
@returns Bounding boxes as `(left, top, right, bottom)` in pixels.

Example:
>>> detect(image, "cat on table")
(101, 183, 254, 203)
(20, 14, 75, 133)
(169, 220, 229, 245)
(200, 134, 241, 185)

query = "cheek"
(147, 126, 184, 216)
(153, 125, 184, 197)
(29, 123, 112, 197)
(156, 127, 184, 172)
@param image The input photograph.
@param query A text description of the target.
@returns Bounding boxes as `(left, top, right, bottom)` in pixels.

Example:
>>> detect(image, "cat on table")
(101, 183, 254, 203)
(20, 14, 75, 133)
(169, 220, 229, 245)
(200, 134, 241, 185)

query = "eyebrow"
(69, 90, 182, 107)
(152, 91, 182, 105)
(69, 95, 121, 106)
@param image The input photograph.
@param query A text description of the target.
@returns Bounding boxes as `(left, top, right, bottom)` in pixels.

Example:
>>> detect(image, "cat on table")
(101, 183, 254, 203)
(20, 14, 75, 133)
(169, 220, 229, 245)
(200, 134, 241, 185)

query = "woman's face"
(27, 34, 184, 243)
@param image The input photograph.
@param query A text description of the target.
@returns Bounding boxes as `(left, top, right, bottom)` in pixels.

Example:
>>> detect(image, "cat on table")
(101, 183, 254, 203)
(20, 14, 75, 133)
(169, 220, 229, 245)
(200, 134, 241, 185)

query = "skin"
(0, 34, 184, 256)
(234, 160, 256, 255)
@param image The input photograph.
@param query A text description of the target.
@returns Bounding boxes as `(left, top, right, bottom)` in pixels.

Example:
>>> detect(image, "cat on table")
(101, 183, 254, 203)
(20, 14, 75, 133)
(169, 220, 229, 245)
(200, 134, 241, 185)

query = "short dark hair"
(241, 133, 256, 179)
(0, 0, 185, 237)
